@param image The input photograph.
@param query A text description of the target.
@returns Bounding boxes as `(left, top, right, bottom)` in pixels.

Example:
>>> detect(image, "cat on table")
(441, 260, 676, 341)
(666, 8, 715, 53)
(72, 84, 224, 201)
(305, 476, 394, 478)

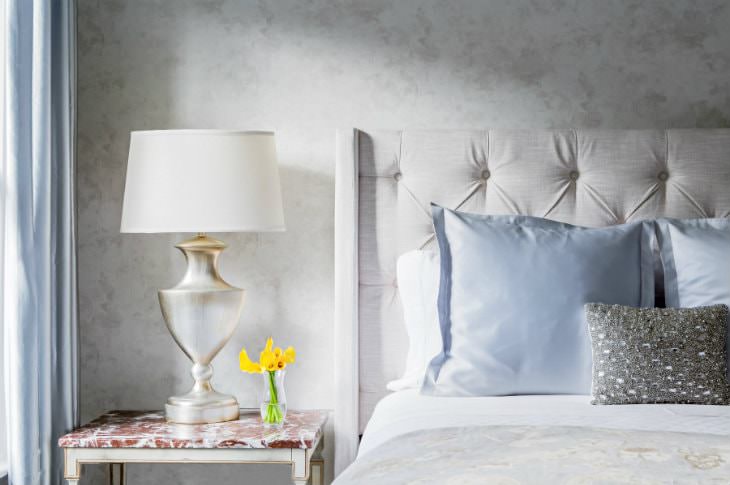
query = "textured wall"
(76, 0, 730, 483)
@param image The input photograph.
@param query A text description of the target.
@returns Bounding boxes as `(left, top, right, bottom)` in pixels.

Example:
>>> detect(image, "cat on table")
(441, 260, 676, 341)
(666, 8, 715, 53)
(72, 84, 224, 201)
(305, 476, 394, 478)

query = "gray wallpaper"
(76, 0, 730, 483)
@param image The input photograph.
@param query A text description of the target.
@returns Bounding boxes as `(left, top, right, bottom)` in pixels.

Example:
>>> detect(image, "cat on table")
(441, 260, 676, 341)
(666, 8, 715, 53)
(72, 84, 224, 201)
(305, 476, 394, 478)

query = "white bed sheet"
(358, 389, 730, 457)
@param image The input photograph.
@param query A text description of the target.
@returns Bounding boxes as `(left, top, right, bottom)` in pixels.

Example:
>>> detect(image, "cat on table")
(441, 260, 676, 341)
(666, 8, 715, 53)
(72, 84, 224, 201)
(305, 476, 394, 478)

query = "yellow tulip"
(283, 346, 296, 364)
(239, 349, 263, 374)
(272, 346, 286, 370)
(264, 337, 273, 353)
(260, 350, 278, 371)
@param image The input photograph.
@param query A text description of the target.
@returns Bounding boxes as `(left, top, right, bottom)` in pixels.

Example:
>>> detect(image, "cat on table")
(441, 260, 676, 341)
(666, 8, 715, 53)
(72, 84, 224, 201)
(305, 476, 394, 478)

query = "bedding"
(334, 390, 730, 484)
(391, 210, 599, 392)
(656, 218, 730, 379)
(423, 205, 655, 397)
(336, 425, 730, 484)
(389, 212, 614, 392)
(358, 390, 730, 456)
(389, 211, 596, 392)
(387, 250, 441, 391)
(586, 303, 730, 405)
(389, 214, 590, 392)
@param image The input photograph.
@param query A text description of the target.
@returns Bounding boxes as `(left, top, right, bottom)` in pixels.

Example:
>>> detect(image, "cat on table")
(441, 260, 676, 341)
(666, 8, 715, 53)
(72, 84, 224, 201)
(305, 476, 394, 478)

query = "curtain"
(3, 1, 78, 484)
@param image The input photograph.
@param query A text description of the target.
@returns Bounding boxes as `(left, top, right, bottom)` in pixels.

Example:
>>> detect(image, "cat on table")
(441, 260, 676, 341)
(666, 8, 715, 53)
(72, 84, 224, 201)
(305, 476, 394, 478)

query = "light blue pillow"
(422, 205, 655, 396)
(656, 218, 730, 379)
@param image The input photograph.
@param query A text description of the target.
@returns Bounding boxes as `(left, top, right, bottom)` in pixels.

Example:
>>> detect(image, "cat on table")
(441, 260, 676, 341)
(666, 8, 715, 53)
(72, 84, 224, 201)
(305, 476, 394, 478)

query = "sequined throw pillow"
(585, 303, 730, 405)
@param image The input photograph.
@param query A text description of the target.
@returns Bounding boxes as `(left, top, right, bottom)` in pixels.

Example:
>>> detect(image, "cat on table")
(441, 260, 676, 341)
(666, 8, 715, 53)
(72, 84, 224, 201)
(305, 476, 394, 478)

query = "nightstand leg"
(310, 459, 324, 485)
(64, 448, 82, 484)
(292, 455, 323, 484)
(109, 462, 126, 485)
(292, 448, 313, 485)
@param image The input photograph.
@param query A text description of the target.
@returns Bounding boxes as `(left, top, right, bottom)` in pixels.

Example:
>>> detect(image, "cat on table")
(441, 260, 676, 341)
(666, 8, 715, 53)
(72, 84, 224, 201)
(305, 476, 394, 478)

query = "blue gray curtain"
(3, 1, 78, 484)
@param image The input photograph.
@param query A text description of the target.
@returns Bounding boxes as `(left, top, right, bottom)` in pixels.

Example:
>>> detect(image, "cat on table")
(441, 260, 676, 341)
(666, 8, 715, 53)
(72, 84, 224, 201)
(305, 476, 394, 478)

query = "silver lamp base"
(159, 234, 245, 424)
(165, 389, 240, 424)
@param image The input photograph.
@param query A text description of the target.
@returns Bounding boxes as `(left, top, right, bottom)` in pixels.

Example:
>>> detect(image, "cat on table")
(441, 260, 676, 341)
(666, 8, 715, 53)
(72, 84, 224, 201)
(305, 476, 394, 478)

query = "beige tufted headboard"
(333, 128, 730, 473)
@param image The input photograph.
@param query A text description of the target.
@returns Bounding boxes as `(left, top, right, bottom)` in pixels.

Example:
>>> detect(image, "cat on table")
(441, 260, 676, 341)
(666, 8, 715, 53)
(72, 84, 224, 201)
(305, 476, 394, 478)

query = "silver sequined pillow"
(586, 303, 730, 405)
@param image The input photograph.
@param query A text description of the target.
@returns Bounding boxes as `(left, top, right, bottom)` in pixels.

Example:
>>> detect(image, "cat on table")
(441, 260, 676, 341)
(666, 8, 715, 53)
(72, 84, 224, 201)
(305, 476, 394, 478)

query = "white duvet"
(333, 391, 730, 484)
(359, 390, 730, 456)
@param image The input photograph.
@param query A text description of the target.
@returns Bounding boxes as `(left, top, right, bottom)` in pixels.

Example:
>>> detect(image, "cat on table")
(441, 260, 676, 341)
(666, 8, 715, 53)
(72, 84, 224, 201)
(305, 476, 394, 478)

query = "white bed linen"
(358, 389, 730, 457)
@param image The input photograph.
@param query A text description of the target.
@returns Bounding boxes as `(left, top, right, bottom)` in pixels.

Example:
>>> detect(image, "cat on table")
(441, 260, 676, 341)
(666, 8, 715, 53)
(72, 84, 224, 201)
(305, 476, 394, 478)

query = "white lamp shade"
(121, 130, 285, 233)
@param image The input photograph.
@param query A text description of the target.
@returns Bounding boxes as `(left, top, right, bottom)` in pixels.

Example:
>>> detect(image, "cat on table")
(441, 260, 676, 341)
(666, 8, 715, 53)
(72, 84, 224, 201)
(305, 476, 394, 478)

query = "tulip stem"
(264, 370, 283, 425)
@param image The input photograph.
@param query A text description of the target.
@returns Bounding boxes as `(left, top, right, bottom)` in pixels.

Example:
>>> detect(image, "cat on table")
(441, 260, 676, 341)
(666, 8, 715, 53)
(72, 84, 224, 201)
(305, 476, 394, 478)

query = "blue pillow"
(656, 218, 730, 380)
(422, 205, 655, 396)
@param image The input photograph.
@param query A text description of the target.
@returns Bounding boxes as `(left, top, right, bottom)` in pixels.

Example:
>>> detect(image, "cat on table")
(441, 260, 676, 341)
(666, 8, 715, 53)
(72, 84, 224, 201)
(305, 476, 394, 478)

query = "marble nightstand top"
(58, 409, 328, 450)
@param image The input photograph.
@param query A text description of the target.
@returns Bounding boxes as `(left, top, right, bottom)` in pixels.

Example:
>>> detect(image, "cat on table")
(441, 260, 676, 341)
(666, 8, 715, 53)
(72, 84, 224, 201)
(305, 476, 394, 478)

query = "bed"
(333, 129, 730, 482)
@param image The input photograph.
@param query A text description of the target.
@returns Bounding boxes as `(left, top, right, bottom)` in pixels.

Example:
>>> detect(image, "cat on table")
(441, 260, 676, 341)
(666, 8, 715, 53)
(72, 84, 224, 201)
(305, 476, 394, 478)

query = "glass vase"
(260, 370, 287, 427)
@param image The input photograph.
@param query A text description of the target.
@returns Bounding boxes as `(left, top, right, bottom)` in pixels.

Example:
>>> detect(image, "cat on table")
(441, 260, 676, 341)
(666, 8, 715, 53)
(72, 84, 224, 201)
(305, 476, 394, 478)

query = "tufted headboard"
(333, 128, 730, 473)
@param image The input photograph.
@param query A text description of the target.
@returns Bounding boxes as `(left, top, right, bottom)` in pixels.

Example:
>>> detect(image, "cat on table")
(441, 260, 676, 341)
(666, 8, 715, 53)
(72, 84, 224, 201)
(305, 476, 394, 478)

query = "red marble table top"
(58, 409, 328, 450)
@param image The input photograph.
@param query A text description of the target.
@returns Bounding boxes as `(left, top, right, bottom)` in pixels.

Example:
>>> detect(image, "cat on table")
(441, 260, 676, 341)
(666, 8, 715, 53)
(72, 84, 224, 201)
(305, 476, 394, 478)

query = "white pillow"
(386, 250, 442, 391)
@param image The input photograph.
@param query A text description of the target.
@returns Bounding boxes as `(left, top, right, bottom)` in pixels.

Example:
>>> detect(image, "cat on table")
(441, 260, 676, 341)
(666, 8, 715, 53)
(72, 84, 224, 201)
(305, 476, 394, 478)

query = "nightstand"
(58, 409, 327, 484)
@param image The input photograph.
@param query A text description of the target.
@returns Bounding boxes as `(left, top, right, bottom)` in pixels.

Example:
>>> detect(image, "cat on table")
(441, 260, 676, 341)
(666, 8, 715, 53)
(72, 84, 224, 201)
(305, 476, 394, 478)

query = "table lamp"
(120, 130, 285, 424)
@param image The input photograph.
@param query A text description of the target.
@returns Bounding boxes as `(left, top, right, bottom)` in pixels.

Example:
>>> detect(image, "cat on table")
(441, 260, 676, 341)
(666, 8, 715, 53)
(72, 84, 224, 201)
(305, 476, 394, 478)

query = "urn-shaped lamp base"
(159, 235, 245, 424)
